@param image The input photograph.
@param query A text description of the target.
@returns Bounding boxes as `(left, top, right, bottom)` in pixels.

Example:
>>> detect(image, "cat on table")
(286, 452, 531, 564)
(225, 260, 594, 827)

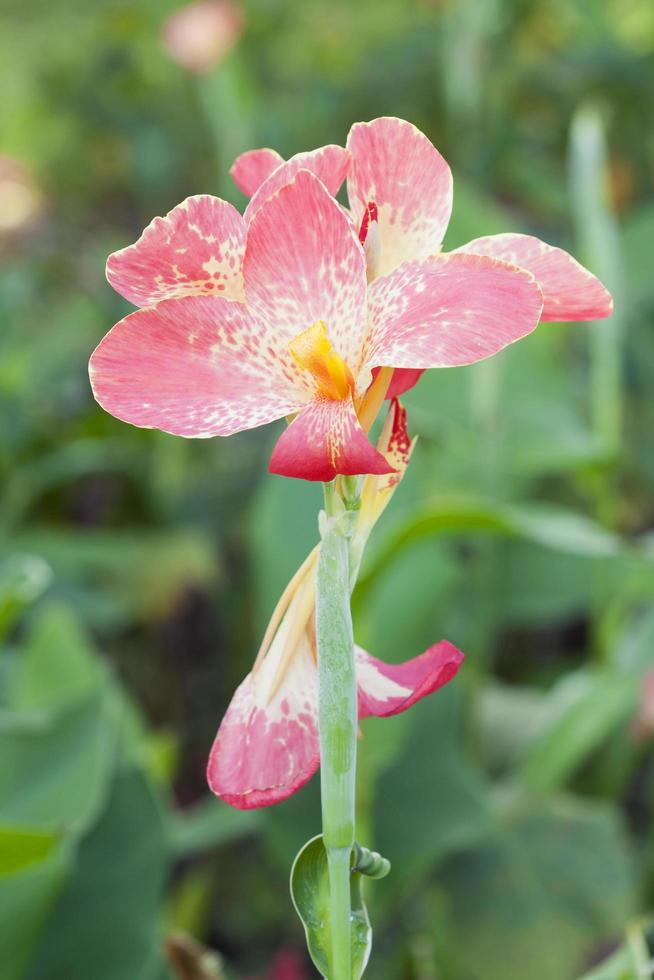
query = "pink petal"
(455, 233, 613, 321)
(346, 117, 453, 277)
(356, 641, 464, 719)
(244, 169, 368, 378)
(244, 145, 350, 223)
(89, 295, 305, 438)
(230, 147, 285, 196)
(106, 195, 246, 308)
(365, 253, 543, 371)
(207, 632, 320, 809)
(370, 366, 425, 399)
(269, 396, 394, 482)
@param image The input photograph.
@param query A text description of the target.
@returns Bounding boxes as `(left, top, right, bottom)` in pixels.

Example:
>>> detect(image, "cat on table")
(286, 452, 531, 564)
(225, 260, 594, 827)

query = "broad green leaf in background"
(0, 838, 72, 980)
(0, 554, 52, 641)
(0, 824, 62, 878)
(436, 797, 634, 980)
(517, 669, 639, 793)
(26, 770, 169, 980)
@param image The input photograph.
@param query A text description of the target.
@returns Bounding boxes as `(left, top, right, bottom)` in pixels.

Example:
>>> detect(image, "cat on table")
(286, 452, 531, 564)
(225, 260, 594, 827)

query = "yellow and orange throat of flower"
(289, 320, 354, 401)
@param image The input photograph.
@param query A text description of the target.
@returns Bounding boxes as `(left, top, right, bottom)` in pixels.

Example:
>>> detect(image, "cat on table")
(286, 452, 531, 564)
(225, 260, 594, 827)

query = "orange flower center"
(289, 320, 354, 401)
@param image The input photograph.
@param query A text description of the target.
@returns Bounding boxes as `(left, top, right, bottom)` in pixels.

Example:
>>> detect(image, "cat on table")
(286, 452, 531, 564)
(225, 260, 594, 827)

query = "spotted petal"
(207, 609, 320, 810)
(230, 147, 285, 196)
(106, 195, 246, 308)
(347, 117, 453, 278)
(269, 396, 393, 482)
(356, 641, 464, 719)
(89, 295, 305, 438)
(244, 145, 350, 223)
(455, 233, 613, 321)
(244, 169, 368, 377)
(365, 252, 543, 371)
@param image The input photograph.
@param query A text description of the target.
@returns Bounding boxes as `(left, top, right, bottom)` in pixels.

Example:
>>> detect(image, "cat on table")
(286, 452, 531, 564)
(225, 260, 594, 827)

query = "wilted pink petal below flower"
(162, 0, 244, 75)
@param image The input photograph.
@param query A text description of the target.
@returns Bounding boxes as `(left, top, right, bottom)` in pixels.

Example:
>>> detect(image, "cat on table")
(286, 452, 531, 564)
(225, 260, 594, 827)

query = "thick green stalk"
(316, 483, 358, 979)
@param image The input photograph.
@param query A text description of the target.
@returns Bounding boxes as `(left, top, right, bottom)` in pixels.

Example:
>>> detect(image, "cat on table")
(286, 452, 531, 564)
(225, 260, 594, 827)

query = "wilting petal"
(269, 396, 394, 482)
(244, 145, 350, 223)
(356, 641, 464, 719)
(347, 117, 453, 277)
(107, 195, 245, 307)
(230, 147, 285, 196)
(208, 627, 320, 809)
(455, 233, 613, 321)
(244, 170, 368, 377)
(365, 253, 543, 371)
(89, 295, 305, 438)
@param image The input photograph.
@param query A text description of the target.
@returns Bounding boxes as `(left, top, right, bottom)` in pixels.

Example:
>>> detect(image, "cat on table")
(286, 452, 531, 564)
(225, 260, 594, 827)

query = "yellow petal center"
(289, 320, 354, 401)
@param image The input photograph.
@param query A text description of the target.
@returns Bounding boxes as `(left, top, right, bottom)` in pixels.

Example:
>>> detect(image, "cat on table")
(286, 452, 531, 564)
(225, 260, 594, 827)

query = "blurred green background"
(1, 0, 654, 977)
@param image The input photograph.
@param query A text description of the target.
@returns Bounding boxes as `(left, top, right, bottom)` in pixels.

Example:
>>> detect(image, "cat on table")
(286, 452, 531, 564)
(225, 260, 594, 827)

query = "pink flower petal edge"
(106, 195, 246, 307)
(366, 252, 544, 371)
(230, 147, 285, 196)
(244, 144, 350, 224)
(347, 117, 453, 277)
(269, 396, 394, 482)
(456, 233, 613, 321)
(89, 295, 303, 438)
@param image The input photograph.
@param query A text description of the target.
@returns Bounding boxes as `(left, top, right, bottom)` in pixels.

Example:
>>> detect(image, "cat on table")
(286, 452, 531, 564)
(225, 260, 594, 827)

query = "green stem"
(316, 483, 357, 979)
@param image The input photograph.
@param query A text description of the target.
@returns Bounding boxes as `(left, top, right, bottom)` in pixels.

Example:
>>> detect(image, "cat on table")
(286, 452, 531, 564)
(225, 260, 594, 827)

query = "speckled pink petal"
(346, 117, 453, 277)
(244, 145, 350, 223)
(455, 233, 613, 321)
(269, 396, 394, 482)
(207, 617, 320, 809)
(244, 169, 368, 377)
(106, 195, 246, 308)
(89, 295, 305, 438)
(230, 147, 285, 196)
(356, 641, 464, 719)
(365, 252, 543, 371)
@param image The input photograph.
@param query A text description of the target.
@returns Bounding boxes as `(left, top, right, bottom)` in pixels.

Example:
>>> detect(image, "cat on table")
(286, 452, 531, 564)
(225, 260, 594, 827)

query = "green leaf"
(26, 770, 168, 980)
(290, 835, 376, 979)
(10, 601, 103, 715)
(170, 797, 262, 858)
(436, 797, 634, 980)
(0, 692, 117, 833)
(0, 838, 71, 980)
(0, 554, 52, 640)
(0, 824, 62, 877)
(518, 669, 639, 793)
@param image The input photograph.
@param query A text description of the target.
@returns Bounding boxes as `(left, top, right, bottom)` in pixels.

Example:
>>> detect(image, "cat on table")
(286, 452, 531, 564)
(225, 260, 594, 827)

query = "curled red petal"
(356, 641, 464, 719)
(269, 396, 394, 482)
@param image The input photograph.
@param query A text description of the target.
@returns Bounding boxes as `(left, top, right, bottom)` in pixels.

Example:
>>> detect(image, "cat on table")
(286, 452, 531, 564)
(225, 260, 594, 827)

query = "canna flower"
(232, 115, 614, 398)
(161, 0, 244, 75)
(90, 163, 543, 481)
(207, 399, 464, 808)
